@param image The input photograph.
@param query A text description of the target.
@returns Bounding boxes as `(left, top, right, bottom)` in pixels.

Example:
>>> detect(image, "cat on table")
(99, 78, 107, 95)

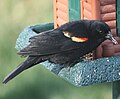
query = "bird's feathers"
(3, 57, 40, 84)
(3, 20, 117, 84)
(18, 21, 89, 56)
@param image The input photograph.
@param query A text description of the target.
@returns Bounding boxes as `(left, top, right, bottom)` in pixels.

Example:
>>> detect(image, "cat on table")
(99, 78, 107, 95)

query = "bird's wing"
(58, 20, 88, 38)
(18, 21, 88, 56)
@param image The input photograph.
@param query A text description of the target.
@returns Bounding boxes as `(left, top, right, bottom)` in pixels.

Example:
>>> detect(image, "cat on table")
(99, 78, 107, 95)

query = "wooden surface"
(54, 0, 68, 28)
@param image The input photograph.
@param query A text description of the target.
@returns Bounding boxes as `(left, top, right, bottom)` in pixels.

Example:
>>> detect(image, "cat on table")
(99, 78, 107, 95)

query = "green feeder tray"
(15, 23, 120, 86)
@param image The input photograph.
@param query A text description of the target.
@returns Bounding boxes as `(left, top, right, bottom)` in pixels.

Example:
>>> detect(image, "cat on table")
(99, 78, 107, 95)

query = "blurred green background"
(0, 0, 112, 99)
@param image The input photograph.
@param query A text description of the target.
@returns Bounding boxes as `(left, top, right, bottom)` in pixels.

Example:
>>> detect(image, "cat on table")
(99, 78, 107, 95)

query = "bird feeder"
(54, 0, 120, 98)
(54, 0, 80, 28)
(54, 0, 116, 33)
(54, 0, 120, 59)
(12, 0, 120, 99)
(81, 0, 116, 35)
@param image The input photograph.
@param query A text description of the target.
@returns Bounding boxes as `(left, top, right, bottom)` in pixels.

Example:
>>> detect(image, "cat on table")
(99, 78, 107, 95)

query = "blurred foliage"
(0, 0, 112, 99)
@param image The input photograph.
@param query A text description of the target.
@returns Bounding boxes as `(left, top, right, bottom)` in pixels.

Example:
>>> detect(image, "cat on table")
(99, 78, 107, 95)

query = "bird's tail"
(3, 56, 42, 84)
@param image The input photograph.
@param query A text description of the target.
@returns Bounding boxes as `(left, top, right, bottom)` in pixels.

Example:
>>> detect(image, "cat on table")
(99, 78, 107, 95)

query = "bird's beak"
(105, 31, 118, 45)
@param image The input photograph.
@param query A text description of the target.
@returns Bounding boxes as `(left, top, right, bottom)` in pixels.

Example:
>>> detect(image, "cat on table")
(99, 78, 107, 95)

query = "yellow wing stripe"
(63, 31, 71, 38)
(63, 31, 88, 42)
(71, 37, 88, 42)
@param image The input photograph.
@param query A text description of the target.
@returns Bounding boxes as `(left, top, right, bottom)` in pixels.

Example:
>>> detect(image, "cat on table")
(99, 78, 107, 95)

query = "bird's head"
(89, 21, 118, 45)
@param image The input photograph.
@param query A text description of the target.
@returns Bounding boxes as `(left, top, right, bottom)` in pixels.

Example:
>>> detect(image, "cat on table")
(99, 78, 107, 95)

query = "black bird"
(3, 20, 118, 84)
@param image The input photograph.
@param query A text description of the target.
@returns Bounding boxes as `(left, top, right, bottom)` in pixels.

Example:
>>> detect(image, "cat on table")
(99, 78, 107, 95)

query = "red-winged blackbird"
(3, 20, 118, 84)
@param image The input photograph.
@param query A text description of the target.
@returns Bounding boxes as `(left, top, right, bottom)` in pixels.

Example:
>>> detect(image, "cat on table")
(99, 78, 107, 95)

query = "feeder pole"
(112, 1, 120, 99)
(112, 81, 120, 99)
